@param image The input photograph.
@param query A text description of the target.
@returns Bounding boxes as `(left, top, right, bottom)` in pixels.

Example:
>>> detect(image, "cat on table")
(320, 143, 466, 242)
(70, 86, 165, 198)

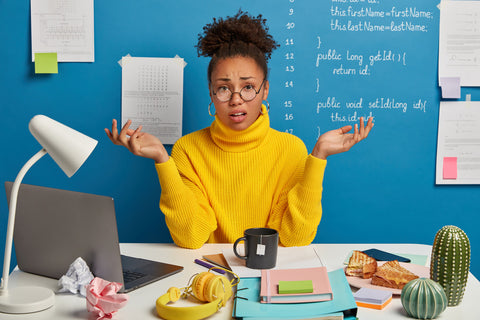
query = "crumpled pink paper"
(86, 277, 129, 320)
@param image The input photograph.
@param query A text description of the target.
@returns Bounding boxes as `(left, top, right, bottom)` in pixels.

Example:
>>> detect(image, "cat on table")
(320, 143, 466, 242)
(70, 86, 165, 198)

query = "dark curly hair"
(196, 10, 279, 83)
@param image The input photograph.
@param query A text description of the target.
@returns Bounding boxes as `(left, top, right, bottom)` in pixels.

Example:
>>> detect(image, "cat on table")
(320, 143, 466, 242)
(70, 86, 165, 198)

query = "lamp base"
(0, 286, 54, 314)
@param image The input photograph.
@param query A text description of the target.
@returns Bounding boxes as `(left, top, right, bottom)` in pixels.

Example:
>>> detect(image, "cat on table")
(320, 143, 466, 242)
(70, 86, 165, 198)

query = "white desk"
(2, 243, 479, 320)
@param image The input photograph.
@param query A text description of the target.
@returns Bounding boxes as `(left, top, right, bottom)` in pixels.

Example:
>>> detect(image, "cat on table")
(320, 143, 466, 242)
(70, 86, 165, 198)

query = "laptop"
(5, 182, 183, 293)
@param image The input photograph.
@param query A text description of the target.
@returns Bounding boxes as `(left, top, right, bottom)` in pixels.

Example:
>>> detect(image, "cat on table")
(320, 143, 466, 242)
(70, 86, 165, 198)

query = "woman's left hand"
(311, 117, 374, 160)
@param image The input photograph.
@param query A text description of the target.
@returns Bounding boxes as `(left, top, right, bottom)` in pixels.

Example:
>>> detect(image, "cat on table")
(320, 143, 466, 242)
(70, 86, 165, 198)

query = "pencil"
(194, 259, 226, 274)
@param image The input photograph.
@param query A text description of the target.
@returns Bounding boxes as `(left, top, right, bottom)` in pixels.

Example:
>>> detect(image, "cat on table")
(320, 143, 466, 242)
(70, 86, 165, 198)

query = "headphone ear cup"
(203, 275, 223, 302)
(167, 287, 181, 302)
(205, 275, 232, 306)
(219, 275, 233, 304)
(191, 272, 215, 302)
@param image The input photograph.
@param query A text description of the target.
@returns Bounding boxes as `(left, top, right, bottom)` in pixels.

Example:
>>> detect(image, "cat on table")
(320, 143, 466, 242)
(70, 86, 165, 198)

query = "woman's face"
(209, 56, 269, 131)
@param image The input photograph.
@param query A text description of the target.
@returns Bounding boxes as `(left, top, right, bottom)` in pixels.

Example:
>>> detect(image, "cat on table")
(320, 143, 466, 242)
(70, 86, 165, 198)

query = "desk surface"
(2, 243, 479, 320)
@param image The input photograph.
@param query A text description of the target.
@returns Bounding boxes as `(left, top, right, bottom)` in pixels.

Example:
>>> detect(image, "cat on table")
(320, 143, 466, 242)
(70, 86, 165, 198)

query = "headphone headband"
(156, 293, 222, 320)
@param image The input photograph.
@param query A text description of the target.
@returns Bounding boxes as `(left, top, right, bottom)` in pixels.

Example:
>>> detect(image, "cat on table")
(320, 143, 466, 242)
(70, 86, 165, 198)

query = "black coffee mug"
(233, 228, 278, 269)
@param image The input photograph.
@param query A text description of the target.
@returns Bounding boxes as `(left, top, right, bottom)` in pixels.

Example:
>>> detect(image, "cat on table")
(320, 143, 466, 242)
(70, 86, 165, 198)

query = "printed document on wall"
(121, 56, 184, 145)
(436, 101, 480, 185)
(31, 0, 95, 62)
(438, 1, 480, 86)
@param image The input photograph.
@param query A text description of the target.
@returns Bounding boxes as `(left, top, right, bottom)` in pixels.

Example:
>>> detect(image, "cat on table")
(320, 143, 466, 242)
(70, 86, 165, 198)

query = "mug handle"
(233, 237, 247, 260)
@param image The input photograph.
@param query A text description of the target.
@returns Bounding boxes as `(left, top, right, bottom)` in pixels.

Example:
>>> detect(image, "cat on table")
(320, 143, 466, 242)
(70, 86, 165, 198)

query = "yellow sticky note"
(34, 53, 58, 74)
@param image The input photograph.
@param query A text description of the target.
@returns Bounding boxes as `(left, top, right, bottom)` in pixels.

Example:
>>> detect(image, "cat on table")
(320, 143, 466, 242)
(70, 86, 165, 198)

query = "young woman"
(106, 11, 373, 249)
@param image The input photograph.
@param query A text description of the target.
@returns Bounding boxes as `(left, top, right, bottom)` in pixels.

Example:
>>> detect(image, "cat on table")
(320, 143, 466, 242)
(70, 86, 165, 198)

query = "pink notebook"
(260, 267, 333, 303)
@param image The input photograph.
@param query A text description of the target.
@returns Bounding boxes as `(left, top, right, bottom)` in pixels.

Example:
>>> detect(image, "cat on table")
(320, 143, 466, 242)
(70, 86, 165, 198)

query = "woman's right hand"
(105, 119, 170, 163)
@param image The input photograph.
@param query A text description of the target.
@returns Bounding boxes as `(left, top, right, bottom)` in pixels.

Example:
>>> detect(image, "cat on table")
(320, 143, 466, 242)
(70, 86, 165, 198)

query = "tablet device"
(362, 249, 411, 263)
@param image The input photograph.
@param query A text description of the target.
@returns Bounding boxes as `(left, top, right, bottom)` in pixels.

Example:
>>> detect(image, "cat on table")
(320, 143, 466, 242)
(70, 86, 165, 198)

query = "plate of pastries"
(344, 250, 429, 295)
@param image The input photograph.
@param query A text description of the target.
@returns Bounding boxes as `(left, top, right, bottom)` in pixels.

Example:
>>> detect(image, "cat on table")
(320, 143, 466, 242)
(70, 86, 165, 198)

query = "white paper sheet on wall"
(436, 101, 480, 185)
(121, 56, 184, 145)
(438, 1, 480, 86)
(30, 0, 95, 62)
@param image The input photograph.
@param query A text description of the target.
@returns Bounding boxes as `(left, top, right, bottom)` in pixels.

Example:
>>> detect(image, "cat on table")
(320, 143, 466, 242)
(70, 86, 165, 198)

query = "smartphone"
(362, 248, 411, 263)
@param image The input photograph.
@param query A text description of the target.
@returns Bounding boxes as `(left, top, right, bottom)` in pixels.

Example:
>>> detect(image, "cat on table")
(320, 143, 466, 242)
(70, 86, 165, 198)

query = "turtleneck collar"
(210, 104, 270, 152)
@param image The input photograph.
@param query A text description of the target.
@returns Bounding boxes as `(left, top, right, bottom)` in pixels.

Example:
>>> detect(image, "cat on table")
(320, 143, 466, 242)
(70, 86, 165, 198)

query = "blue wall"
(1, 0, 478, 277)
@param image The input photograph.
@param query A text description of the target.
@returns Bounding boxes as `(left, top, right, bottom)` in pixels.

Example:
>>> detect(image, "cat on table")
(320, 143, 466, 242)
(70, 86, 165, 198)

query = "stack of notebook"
(223, 245, 358, 320)
(233, 268, 357, 319)
(259, 266, 333, 304)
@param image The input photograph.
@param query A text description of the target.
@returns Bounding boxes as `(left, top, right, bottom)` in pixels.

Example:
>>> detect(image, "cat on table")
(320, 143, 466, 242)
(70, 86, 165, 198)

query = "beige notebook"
(202, 253, 231, 270)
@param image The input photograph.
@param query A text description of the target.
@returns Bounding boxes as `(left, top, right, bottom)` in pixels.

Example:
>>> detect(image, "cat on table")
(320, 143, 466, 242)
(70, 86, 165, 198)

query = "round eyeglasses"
(212, 79, 266, 102)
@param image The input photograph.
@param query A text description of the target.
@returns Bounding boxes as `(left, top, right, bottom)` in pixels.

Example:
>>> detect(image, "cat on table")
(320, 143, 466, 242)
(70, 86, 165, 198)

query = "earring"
(260, 100, 270, 115)
(208, 102, 216, 117)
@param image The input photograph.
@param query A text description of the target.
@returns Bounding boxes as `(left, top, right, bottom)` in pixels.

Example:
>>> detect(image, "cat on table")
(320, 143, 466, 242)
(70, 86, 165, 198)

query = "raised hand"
(105, 119, 170, 163)
(312, 117, 374, 160)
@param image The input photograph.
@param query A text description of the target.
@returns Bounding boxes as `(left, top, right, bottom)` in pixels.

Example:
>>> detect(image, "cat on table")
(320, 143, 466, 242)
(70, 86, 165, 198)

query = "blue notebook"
(233, 268, 357, 319)
(238, 313, 355, 320)
(243, 316, 356, 320)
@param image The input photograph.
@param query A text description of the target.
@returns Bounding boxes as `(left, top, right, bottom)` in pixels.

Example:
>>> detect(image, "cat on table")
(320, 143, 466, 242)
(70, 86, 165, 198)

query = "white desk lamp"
(0, 115, 97, 313)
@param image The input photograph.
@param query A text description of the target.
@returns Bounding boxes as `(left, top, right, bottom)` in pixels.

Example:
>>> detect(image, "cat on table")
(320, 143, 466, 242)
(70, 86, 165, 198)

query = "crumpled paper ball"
(58, 257, 94, 296)
(86, 277, 129, 320)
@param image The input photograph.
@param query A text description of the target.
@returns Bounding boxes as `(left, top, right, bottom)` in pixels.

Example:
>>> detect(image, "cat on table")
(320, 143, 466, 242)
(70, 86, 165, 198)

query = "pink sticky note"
(443, 157, 457, 179)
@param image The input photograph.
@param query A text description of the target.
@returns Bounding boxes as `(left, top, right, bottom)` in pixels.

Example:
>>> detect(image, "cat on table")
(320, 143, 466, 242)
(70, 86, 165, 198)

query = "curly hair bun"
(196, 10, 279, 61)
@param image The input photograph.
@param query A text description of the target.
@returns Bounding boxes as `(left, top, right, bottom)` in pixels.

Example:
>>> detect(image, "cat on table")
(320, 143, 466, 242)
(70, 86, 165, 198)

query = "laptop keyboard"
(123, 270, 147, 283)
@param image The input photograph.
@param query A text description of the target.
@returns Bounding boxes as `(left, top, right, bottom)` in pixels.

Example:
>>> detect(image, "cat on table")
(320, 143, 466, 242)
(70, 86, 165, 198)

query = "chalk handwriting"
(316, 96, 428, 122)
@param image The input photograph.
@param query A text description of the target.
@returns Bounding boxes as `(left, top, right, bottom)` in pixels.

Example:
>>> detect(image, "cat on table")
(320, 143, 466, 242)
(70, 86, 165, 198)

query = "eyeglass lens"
(216, 87, 255, 102)
(215, 79, 265, 102)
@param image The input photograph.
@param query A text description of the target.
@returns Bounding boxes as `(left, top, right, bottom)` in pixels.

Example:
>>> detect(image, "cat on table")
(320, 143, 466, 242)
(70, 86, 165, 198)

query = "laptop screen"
(5, 181, 126, 284)
(5, 182, 184, 292)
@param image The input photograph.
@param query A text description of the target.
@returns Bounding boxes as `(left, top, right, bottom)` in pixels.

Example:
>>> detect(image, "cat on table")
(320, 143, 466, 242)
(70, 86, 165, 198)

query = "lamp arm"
(0, 149, 47, 294)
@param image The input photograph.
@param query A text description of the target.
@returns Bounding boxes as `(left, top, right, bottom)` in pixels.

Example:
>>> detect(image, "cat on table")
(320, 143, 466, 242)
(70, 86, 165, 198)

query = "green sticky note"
(278, 280, 313, 294)
(35, 53, 58, 74)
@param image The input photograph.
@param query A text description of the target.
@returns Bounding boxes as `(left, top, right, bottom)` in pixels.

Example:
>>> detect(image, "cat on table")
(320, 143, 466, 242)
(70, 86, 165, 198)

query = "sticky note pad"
(443, 157, 457, 179)
(278, 280, 313, 294)
(353, 287, 392, 309)
(439, 77, 461, 99)
(35, 52, 58, 74)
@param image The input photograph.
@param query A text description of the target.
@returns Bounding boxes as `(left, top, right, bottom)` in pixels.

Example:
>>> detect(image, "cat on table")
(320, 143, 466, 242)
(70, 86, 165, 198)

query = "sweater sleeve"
(155, 157, 217, 249)
(266, 154, 326, 247)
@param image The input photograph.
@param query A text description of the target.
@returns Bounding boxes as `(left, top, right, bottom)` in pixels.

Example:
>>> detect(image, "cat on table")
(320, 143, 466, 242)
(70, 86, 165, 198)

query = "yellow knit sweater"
(155, 106, 326, 249)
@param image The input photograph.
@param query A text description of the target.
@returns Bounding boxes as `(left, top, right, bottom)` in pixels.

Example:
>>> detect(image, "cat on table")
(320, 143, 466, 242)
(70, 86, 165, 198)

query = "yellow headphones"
(156, 267, 239, 320)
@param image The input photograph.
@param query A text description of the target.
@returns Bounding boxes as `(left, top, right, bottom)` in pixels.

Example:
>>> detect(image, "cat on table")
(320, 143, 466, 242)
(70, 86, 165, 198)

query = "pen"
(194, 259, 226, 274)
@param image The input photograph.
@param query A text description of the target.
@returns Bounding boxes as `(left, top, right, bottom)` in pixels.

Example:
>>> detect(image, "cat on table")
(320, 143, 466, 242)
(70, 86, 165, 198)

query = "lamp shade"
(28, 115, 98, 177)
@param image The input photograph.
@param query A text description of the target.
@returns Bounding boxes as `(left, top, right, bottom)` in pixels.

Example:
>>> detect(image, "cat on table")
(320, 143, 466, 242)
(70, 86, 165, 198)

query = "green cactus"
(430, 225, 470, 306)
(401, 278, 447, 319)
